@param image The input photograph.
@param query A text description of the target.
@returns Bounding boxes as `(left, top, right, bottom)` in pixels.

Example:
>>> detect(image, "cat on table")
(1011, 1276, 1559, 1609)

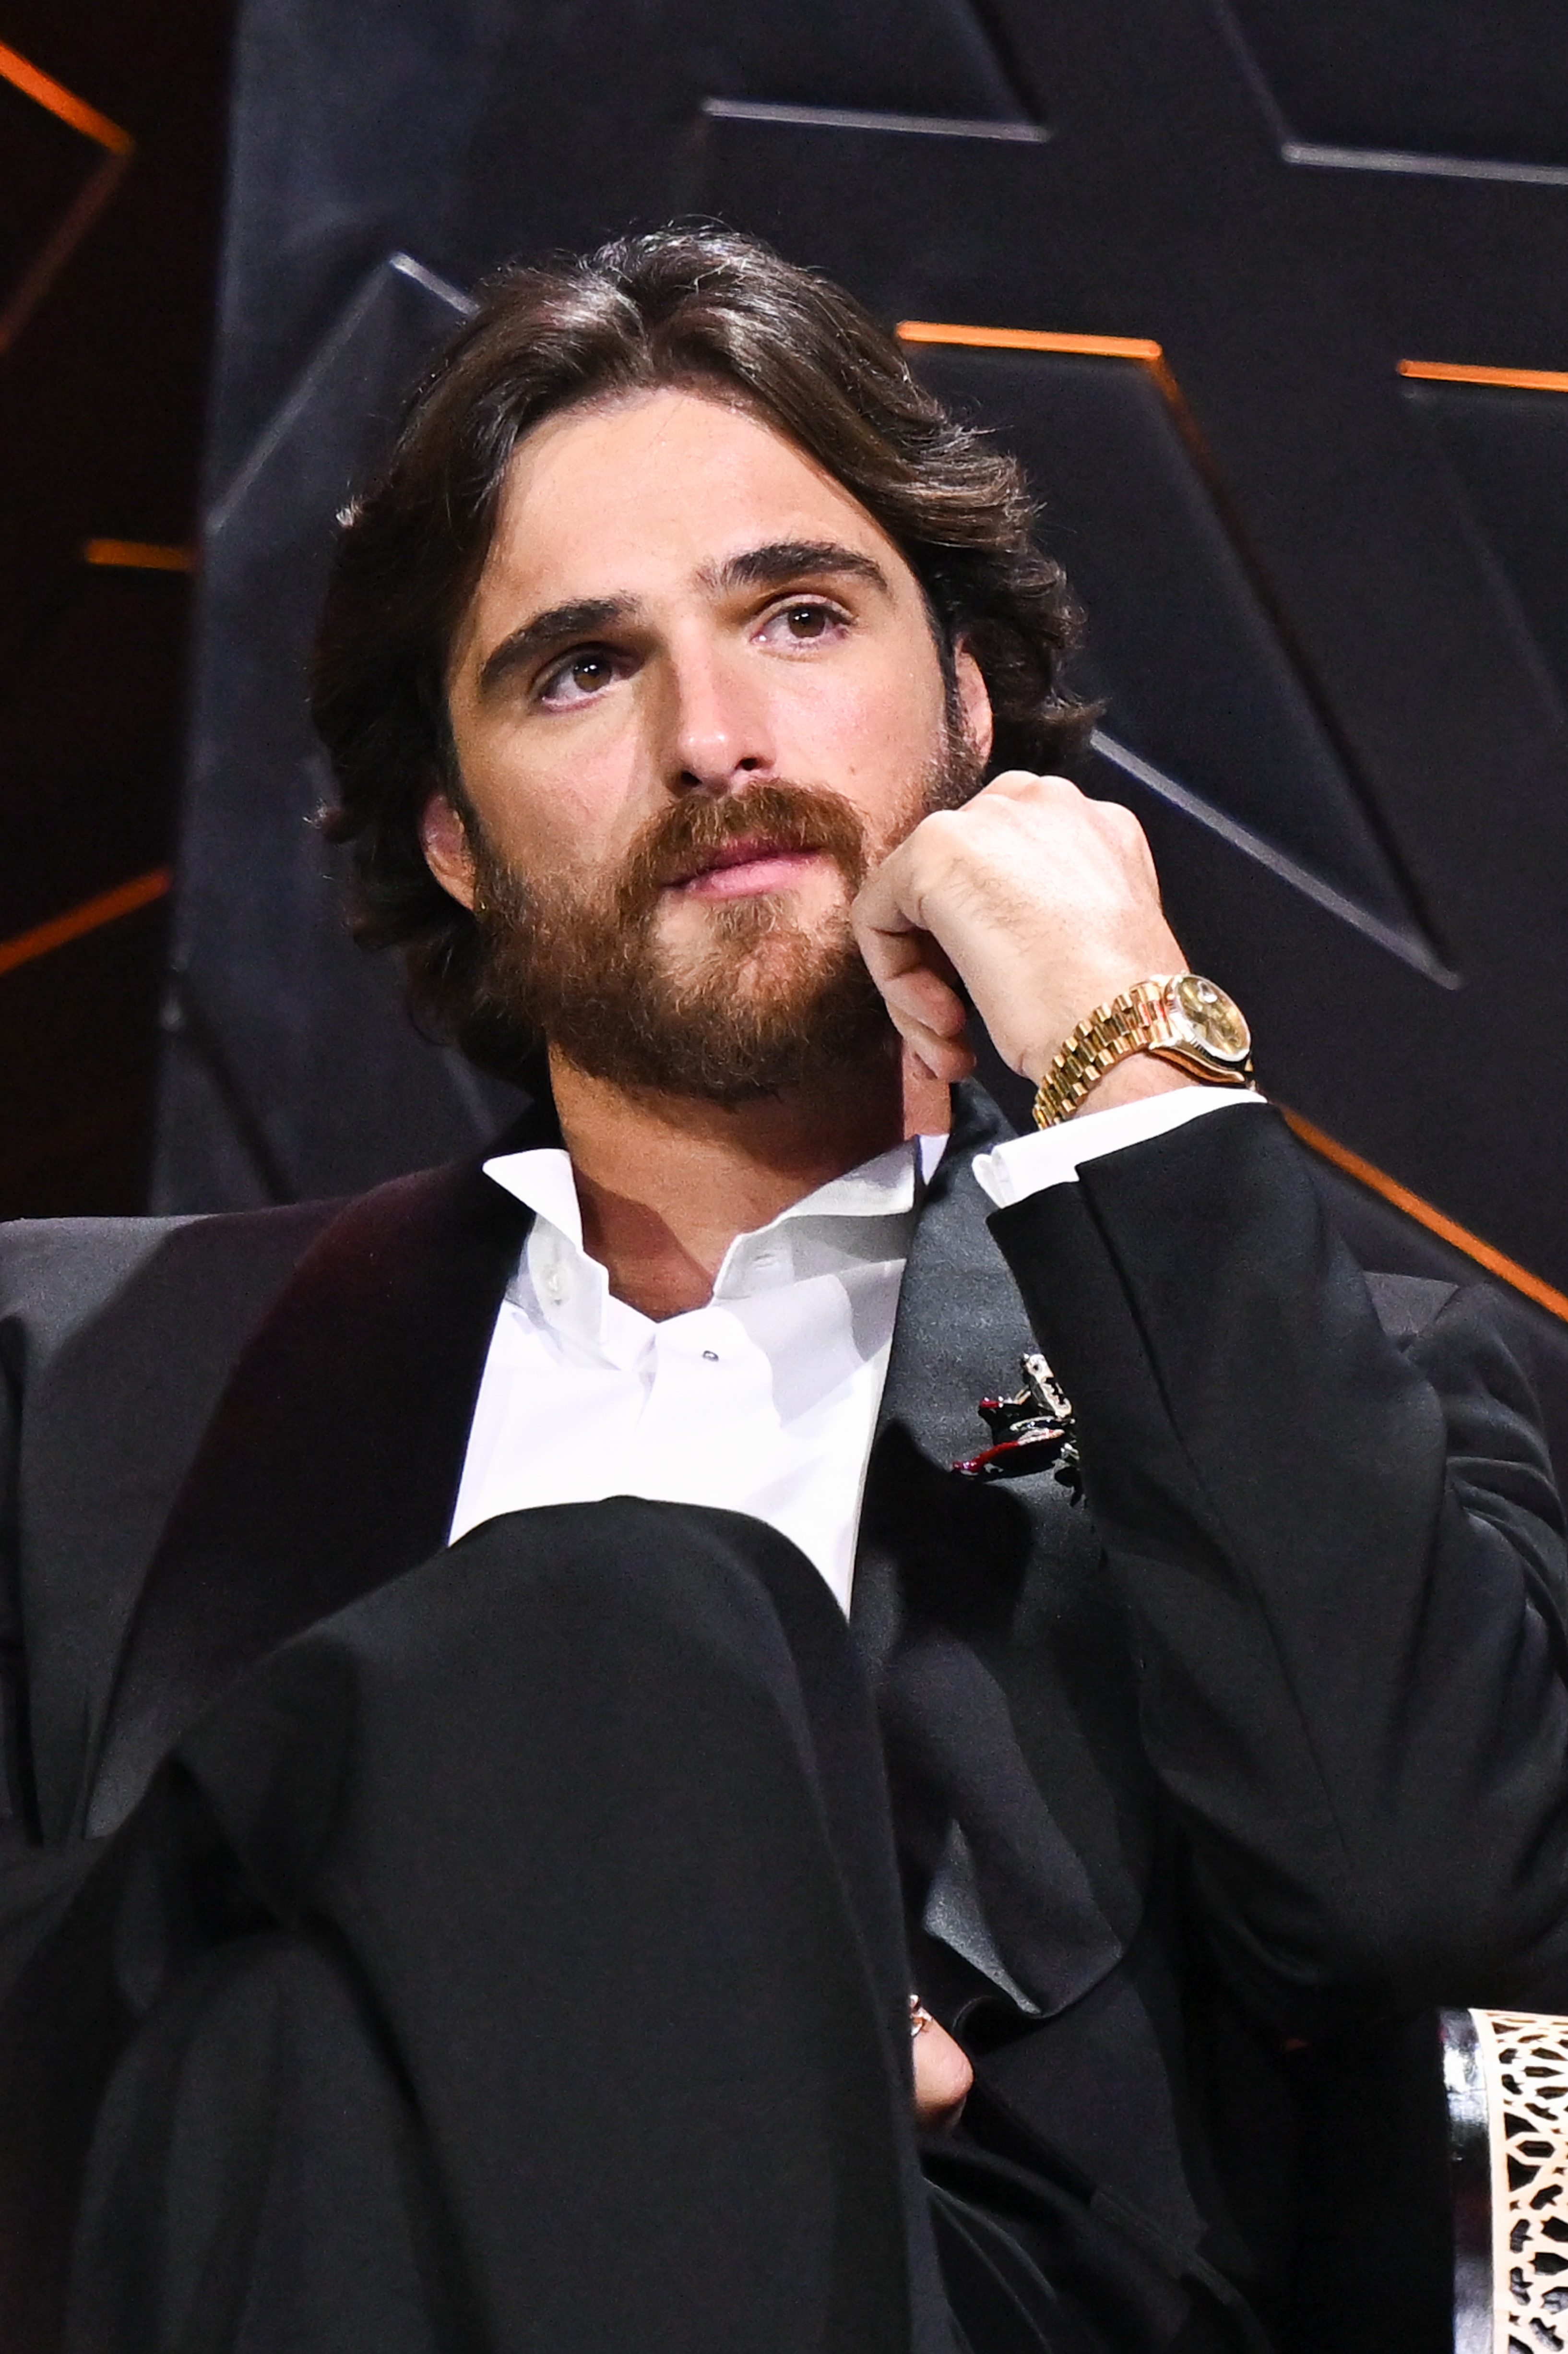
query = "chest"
(449, 1262, 902, 1608)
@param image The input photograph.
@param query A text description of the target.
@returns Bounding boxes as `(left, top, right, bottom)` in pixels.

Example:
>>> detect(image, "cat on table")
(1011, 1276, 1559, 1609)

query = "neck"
(548, 1042, 950, 1319)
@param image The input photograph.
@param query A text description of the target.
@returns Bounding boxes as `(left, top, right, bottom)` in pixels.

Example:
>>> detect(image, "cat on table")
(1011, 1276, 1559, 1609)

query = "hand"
(853, 772, 1190, 1094)
(912, 2006, 973, 2129)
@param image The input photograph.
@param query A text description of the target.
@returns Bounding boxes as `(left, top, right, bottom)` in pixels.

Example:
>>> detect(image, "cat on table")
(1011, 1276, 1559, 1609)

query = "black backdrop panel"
(906, 345, 1435, 955)
(204, 0, 1036, 495)
(160, 251, 522, 1210)
(159, 0, 1568, 1366)
(1409, 381, 1568, 722)
(1217, 0, 1568, 172)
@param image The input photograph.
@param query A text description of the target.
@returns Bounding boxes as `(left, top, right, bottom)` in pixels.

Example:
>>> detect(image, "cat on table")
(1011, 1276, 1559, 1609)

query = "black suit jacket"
(3, 1086, 1567, 2349)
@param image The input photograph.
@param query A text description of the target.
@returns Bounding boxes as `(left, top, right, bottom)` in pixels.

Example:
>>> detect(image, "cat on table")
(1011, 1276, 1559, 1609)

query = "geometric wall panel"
(0, 892, 168, 1215)
(1404, 376, 1568, 725)
(0, 79, 101, 298)
(681, 0, 1035, 122)
(156, 252, 524, 1213)
(0, 564, 190, 939)
(1216, 0, 1568, 181)
(908, 335, 1450, 979)
(0, 0, 231, 1220)
(0, 39, 132, 354)
(692, 106, 1057, 338)
(201, 0, 1036, 506)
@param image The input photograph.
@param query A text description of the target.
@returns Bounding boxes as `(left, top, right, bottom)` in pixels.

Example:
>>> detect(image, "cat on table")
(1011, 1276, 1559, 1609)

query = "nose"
(663, 633, 775, 798)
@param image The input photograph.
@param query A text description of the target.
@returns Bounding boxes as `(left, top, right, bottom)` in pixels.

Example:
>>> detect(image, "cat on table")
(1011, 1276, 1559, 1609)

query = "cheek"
(455, 717, 634, 875)
(782, 652, 944, 799)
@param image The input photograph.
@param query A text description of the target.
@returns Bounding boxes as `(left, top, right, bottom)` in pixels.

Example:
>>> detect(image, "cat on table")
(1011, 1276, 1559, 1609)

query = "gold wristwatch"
(1032, 974, 1253, 1130)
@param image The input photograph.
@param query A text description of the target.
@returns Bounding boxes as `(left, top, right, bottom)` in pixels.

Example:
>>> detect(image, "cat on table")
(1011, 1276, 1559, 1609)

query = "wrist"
(1028, 973, 1253, 1130)
(1072, 1053, 1199, 1117)
(1019, 979, 1153, 1087)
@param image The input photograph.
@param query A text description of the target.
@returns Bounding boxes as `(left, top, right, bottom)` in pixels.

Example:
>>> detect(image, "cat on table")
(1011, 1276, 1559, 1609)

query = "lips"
(667, 836, 823, 897)
(671, 835, 796, 882)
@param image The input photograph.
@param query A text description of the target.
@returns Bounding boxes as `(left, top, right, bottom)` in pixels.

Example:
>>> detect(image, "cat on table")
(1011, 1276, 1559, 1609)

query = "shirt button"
(702, 1349, 720, 1362)
(543, 1269, 569, 1304)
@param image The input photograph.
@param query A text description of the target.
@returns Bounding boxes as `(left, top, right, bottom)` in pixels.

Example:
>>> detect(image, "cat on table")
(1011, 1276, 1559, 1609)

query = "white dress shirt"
(450, 1087, 1264, 1608)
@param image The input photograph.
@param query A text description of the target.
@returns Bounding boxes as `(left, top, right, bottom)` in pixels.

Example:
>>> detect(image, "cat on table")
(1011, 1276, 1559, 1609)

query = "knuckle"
(918, 807, 965, 846)
(910, 809, 966, 876)
(1099, 799, 1146, 848)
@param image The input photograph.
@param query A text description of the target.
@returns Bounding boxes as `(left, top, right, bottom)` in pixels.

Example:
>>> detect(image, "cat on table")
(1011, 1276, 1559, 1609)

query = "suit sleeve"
(986, 1102, 1568, 2026)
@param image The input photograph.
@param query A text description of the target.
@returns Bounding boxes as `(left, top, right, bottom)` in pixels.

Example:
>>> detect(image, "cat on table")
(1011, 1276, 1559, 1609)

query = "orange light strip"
(1282, 1109, 1568, 1323)
(0, 37, 133, 153)
(0, 149, 128, 358)
(1399, 358, 1568, 395)
(899, 320, 1164, 363)
(0, 868, 171, 982)
(83, 539, 194, 572)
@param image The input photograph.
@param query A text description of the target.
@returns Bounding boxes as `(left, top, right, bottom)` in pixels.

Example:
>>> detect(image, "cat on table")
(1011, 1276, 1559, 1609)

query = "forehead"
(471, 384, 918, 618)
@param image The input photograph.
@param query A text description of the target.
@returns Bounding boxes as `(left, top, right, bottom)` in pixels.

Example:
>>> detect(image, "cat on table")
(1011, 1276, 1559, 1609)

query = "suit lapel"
(854, 1082, 1126, 2020)
(851, 1080, 1050, 1665)
(83, 1103, 554, 1836)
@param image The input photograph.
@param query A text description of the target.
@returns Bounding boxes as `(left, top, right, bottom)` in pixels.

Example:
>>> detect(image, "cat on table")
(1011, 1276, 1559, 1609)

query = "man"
(2, 227, 1568, 2354)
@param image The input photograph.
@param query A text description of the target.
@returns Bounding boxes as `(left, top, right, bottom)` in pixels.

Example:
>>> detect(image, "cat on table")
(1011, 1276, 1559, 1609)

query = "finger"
(852, 831, 937, 945)
(979, 766, 1051, 796)
(901, 1024, 976, 1084)
(976, 767, 1076, 803)
(854, 891, 965, 1001)
(912, 2015, 973, 2128)
(858, 927, 973, 1079)
(878, 964, 968, 1042)
(853, 859, 970, 1026)
(879, 989, 974, 1082)
(854, 919, 927, 998)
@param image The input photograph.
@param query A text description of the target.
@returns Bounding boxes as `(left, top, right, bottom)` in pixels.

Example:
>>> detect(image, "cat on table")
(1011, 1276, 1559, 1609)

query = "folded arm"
(987, 1104, 1568, 2027)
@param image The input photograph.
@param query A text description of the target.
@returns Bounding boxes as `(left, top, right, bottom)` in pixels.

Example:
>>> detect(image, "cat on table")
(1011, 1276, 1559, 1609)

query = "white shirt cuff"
(972, 1087, 1268, 1209)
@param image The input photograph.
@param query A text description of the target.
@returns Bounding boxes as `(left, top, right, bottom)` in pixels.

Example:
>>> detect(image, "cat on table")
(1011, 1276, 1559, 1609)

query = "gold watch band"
(1031, 976, 1253, 1129)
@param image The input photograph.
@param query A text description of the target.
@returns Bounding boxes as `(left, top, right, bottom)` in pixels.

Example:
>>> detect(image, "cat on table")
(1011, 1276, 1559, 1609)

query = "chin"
(662, 889, 834, 962)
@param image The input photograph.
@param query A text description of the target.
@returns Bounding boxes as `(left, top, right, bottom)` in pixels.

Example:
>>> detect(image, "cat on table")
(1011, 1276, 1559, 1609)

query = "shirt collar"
(482, 1134, 946, 1350)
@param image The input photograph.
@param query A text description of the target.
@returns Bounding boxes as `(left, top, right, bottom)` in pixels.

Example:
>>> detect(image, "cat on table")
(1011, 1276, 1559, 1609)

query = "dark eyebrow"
(470, 542, 889, 700)
(699, 539, 891, 598)
(474, 595, 642, 699)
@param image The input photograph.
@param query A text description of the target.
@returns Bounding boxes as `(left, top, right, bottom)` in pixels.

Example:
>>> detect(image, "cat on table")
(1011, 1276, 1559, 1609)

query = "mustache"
(613, 782, 870, 922)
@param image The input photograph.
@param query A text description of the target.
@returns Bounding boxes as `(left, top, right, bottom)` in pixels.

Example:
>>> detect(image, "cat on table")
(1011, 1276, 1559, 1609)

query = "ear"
(419, 790, 478, 909)
(952, 643, 994, 768)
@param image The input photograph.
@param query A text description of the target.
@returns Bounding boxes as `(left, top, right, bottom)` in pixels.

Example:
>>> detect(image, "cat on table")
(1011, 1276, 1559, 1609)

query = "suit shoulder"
(0, 1200, 342, 1362)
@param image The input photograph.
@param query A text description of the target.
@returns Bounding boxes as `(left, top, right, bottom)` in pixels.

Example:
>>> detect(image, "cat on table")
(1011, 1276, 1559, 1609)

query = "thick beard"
(469, 729, 984, 1104)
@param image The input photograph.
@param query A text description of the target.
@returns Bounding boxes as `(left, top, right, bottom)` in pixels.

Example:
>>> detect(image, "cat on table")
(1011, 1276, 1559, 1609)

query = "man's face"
(433, 385, 989, 1097)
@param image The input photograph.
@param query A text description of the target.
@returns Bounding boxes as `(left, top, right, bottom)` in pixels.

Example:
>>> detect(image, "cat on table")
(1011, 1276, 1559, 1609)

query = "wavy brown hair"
(311, 226, 1091, 1082)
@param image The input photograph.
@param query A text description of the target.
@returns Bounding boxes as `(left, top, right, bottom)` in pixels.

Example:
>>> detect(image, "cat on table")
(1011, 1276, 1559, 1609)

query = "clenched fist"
(854, 772, 1194, 1111)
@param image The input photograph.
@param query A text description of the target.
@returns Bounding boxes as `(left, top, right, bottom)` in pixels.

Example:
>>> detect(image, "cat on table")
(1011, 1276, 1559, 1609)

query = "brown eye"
(784, 604, 828, 638)
(539, 649, 617, 705)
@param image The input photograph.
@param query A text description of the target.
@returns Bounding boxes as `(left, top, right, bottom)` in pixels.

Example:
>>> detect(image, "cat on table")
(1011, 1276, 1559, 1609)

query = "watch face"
(1170, 973, 1251, 1063)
